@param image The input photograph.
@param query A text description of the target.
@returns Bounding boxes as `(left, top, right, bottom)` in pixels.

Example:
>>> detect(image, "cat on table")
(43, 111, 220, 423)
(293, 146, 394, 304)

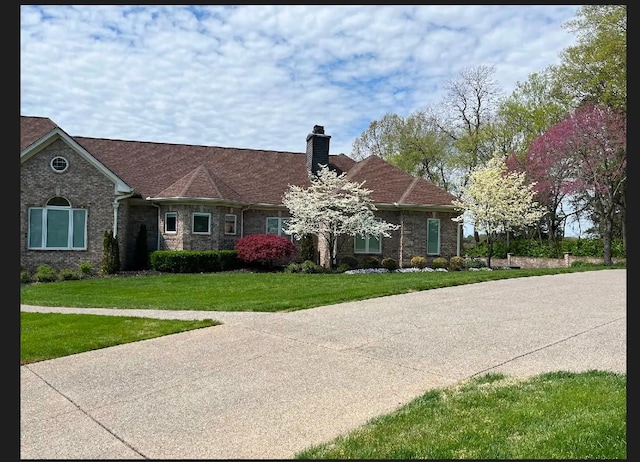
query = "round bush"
(449, 256, 465, 271)
(410, 256, 427, 269)
(363, 256, 380, 268)
(430, 257, 448, 269)
(339, 256, 358, 269)
(381, 257, 398, 271)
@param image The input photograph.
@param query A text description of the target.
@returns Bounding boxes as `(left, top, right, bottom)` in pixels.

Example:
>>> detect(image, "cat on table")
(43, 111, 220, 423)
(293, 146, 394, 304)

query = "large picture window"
(427, 218, 440, 255)
(28, 198, 87, 250)
(192, 213, 211, 234)
(354, 219, 381, 253)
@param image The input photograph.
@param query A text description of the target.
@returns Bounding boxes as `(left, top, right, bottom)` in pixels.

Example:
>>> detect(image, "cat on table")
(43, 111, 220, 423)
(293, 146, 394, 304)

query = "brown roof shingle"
(21, 115, 458, 208)
(20, 116, 58, 151)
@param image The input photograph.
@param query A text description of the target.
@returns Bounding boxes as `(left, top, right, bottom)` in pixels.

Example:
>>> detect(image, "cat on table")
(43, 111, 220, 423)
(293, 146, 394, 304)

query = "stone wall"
(487, 253, 626, 269)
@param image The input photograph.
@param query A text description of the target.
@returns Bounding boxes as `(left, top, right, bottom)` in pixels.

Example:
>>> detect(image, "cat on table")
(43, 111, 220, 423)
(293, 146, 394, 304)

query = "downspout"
(456, 222, 462, 257)
(112, 192, 136, 237)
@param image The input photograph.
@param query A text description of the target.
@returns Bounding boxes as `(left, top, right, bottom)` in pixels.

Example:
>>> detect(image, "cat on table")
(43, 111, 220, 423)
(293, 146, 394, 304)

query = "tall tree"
(452, 155, 545, 268)
(434, 64, 505, 243)
(350, 113, 402, 161)
(282, 165, 400, 268)
(506, 126, 580, 246)
(497, 69, 574, 158)
(555, 5, 627, 112)
(350, 110, 454, 192)
(531, 104, 626, 265)
(436, 65, 504, 187)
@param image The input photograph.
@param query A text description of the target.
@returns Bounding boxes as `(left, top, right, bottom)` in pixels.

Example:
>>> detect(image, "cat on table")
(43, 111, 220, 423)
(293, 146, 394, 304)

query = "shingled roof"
(20, 115, 458, 208)
(20, 116, 59, 150)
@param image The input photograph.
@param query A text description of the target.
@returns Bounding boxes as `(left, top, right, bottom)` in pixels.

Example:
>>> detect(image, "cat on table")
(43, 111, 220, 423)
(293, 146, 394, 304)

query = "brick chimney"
(306, 125, 331, 176)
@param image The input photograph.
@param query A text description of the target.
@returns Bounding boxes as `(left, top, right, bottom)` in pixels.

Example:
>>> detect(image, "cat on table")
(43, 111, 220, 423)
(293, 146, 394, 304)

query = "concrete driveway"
(20, 269, 626, 459)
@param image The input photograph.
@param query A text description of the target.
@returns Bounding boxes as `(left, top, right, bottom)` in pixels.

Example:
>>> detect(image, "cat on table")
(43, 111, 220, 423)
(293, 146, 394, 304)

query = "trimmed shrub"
(449, 256, 465, 271)
(410, 256, 427, 269)
(149, 250, 239, 273)
(339, 256, 358, 269)
(363, 255, 380, 268)
(79, 261, 94, 277)
(235, 234, 297, 267)
(101, 230, 120, 275)
(284, 260, 325, 273)
(381, 257, 398, 271)
(430, 257, 448, 269)
(58, 268, 81, 281)
(301, 260, 325, 273)
(34, 265, 57, 283)
(21, 268, 31, 284)
(464, 257, 487, 269)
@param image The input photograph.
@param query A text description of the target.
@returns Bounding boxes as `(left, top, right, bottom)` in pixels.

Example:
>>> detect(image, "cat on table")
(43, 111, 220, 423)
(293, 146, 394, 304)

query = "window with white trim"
(50, 156, 69, 173)
(224, 214, 237, 235)
(354, 219, 381, 253)
(266, 217, 291, 238)
(192, 212, 211, 234)
(427, 218, 440, 255)
(165, 212, 177, 233)
(28, 197, 87, 250)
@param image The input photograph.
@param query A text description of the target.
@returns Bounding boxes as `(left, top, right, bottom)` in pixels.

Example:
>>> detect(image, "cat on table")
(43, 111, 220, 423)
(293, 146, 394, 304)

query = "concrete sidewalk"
(20, 270, 626, 459)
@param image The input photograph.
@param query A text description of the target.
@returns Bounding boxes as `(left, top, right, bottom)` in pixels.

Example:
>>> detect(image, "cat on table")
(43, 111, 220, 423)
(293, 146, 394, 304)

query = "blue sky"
(21, 5, 581, 157)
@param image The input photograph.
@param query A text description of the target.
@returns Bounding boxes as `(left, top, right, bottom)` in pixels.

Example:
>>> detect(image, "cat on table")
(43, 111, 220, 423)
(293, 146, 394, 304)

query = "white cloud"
(21, 4, 580, 155)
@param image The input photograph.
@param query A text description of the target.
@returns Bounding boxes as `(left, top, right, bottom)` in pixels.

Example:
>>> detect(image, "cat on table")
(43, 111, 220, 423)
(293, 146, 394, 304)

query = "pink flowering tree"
(505, 122, 582, 245)
(520, 104, 626, 264)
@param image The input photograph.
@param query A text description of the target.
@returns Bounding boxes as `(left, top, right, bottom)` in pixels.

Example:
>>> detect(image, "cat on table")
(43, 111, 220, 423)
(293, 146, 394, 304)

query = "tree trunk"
(486, 232, 493, 268)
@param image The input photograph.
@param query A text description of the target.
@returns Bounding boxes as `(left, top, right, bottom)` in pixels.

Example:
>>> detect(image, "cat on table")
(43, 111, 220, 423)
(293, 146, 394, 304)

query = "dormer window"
(50, 156, 69, 173)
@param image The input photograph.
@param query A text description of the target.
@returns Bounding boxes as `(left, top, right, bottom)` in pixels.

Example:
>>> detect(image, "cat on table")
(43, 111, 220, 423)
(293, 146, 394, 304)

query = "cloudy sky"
(21, 5, 581, 157)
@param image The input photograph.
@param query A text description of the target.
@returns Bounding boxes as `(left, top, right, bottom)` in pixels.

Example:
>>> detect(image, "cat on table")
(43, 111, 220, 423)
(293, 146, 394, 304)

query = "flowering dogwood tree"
(452, 155, 545, 267)
(282, 165, 400, 268)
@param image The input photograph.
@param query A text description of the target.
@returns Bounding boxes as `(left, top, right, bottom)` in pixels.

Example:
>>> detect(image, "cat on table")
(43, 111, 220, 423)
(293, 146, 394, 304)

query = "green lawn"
(20, 311, 219, 364)
(20, 266, 616, 312)
(296, 371, 626, 459)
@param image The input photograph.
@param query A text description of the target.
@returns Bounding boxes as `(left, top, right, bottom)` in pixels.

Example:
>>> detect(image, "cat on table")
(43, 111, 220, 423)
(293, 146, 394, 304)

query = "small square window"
(192, 213, 211, 234)
(165, 212, 177, 233)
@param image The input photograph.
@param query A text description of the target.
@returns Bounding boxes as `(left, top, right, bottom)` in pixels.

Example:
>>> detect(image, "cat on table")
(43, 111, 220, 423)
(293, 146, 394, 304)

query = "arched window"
(28, 197, 87, 250)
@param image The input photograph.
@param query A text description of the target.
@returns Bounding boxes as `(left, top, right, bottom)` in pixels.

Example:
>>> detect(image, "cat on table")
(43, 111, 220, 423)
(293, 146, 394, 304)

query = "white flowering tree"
(452, 155, 545, 267)
(283, 165, 400, 268)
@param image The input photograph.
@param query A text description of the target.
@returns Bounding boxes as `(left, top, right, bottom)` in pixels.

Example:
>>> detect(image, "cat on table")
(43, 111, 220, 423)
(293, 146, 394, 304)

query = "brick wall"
(332, 209, 461, 268)
(20, 139, 121, 274)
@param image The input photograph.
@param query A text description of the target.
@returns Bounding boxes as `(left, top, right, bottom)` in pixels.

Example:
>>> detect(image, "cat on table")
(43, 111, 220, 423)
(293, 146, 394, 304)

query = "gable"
(21, 116, 133, 194)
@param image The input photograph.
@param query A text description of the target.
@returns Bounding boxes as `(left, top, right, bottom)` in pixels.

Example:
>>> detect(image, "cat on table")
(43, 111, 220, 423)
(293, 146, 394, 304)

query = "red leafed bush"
(235, 234, 297, 264)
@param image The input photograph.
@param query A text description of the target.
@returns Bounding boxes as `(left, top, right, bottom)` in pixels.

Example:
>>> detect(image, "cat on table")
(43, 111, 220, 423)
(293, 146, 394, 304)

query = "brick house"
(20, 116, 463, 273)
